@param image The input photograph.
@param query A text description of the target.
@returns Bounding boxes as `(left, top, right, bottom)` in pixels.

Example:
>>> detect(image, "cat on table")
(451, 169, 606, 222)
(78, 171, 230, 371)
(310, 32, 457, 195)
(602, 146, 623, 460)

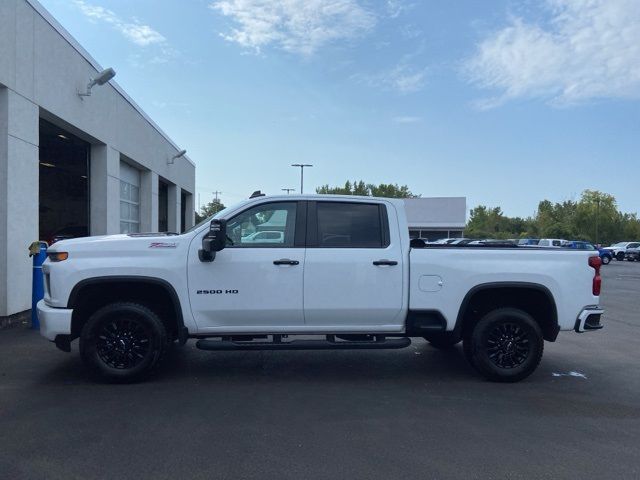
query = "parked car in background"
(241, 230, 285, 244)
(517, 238, 540, 246)
(563, 241, 612, 265)
(537, 239, 567, 248)
(448, 238, 472, 245)
(602, 242, 640, 261)
(624, 247, 640, 261)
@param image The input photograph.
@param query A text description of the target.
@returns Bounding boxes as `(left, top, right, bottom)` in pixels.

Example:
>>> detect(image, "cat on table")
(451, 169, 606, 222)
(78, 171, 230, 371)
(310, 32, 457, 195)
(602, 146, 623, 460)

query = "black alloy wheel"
(80, 302, 168, 382)
(464, 308, 544, 382)
(486, 322, 530, 369)
(96, 317, 152, 369)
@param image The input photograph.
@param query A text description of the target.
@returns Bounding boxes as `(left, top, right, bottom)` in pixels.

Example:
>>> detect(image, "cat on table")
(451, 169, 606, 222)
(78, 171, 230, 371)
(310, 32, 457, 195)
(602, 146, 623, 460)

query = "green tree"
(316, 180, 418, 198)
(195, 198, 226, 224)
(573, 190, 620, 244)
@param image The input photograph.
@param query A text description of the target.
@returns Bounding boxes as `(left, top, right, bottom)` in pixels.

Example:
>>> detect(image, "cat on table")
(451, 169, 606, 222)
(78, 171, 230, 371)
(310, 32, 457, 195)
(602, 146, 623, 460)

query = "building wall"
(0, 0, 196, 317)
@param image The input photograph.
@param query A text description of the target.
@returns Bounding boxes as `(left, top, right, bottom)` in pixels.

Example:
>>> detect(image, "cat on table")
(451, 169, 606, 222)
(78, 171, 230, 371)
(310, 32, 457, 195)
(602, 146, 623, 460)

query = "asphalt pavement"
(1, 261, 639, 479)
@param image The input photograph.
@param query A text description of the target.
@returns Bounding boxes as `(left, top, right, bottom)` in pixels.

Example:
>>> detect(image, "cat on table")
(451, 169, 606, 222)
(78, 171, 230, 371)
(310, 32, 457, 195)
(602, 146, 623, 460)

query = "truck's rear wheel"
(464, 308, 543, 383)
(80, 302, 168, 382)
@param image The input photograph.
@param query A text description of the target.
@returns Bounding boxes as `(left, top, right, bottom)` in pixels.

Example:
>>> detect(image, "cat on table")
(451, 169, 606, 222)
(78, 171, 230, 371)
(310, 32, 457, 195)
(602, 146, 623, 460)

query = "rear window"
(316, 202, 386, 248)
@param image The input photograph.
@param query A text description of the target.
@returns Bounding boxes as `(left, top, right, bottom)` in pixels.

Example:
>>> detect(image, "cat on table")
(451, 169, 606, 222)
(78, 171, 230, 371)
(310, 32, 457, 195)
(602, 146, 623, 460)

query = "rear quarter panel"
(409, 248, 599, 331)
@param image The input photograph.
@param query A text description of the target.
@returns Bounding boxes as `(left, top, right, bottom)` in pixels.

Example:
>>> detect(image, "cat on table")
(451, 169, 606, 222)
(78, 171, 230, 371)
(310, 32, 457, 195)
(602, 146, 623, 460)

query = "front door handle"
(373, 259, 398, 266)
(273, 259, 300, 266)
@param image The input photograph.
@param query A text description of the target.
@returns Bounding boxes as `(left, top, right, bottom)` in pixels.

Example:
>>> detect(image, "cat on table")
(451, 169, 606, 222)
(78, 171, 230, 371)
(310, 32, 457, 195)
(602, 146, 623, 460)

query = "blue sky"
(39, 0, 640, 217)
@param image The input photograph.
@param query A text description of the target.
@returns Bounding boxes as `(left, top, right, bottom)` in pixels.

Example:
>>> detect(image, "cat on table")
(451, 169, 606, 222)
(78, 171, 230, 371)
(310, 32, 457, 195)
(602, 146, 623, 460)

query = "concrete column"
(90, 144, 120, 235)
(167, 184, 181, 233)
(140, 170, 158, 232)
(183, 191, 195, 230)
(0, 88, 39, 317)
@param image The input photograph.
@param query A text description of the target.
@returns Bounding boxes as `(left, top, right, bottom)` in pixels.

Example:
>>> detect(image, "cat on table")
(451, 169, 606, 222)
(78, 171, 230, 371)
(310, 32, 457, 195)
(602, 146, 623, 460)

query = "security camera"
(78, 67, 116, 97)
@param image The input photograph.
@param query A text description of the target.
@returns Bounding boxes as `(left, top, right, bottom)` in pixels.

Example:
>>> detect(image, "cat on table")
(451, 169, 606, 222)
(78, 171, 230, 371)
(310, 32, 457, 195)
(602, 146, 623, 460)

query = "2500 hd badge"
(196, 289, 239, 294)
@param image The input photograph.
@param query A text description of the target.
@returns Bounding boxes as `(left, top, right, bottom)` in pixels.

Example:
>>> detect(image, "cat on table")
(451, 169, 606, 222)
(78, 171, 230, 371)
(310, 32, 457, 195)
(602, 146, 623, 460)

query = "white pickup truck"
(37, 195, 604, 383)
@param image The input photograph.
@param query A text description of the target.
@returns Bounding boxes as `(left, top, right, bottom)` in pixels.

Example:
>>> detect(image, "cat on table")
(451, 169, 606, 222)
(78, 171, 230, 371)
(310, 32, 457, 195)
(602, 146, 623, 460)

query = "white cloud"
(73, 1, 166, 47)
(392, 115, 422, 124)
(210, 0, 376, 56)
(465, 0, 640, 108)
(354, 62, 427, 94)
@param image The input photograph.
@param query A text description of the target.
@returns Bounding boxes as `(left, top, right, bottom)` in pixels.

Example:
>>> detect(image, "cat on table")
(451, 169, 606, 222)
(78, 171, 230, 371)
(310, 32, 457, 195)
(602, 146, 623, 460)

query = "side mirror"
(199, 219, 227, 262)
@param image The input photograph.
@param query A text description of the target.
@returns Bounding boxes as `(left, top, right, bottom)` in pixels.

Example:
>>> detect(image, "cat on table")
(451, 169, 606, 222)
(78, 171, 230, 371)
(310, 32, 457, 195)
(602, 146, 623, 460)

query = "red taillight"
(589, 256, 601, 296)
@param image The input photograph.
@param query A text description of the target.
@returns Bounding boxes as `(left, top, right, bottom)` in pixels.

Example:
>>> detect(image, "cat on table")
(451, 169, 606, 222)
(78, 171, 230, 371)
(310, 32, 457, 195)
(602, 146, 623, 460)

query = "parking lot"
(1, 262, 639, 480)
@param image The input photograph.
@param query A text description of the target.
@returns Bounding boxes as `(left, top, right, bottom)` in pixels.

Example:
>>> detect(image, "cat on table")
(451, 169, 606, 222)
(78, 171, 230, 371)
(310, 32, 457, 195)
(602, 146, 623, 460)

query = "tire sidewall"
(601, 255, 611, 265)
(80, 303, 167, 382)
(468, 308, 543, 382)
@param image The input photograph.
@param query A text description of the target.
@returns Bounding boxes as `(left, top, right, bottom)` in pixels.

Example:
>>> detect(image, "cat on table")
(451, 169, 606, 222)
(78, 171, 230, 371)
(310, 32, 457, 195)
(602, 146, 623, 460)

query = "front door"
(303, 201, 404, 329)
(188, 201, 304, 331)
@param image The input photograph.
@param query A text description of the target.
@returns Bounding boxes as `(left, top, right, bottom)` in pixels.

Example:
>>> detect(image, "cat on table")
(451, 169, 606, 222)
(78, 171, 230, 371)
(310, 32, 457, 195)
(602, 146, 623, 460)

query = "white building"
(404, 197, 466, 240)
(0, 0, 196, 320)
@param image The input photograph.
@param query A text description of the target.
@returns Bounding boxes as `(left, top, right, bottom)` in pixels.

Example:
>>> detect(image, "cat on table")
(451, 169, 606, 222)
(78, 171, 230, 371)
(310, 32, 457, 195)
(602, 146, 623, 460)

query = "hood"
(48, 232, 182, 251)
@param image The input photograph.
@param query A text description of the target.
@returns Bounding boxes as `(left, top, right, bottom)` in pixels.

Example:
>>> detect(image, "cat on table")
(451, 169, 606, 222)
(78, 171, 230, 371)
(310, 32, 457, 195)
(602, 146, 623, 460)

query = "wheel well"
(69, 279, 183, 340)
(458, 286, 559, 342)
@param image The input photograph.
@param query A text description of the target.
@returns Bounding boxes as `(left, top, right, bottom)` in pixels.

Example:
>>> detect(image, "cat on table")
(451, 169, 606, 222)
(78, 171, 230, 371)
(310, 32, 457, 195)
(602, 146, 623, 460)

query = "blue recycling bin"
(30, 241, 47, 330)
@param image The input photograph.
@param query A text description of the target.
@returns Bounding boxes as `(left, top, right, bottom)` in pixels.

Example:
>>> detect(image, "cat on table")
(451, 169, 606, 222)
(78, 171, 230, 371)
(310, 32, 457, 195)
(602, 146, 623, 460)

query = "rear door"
(188, 200, 305, 330)
(303, 200, 404, 328)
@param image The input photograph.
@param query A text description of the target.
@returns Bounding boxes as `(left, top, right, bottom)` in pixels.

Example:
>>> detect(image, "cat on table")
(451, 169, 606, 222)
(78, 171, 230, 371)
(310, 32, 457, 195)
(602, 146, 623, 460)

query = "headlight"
(47, 252, 69, 262)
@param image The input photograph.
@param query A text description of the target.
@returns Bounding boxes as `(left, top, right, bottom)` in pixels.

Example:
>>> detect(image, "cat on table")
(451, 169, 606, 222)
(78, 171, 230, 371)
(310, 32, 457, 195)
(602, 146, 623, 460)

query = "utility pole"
(282, 188, 295, 195)
(291, 164, 313, 194)
(212, 191, 222, 214)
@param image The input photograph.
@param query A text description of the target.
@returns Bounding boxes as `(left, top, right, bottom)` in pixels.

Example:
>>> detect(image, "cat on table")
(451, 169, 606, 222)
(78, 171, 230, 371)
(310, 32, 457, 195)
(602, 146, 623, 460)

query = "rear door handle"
(273, 259, 300, 265)
(373, 259, 398, 266)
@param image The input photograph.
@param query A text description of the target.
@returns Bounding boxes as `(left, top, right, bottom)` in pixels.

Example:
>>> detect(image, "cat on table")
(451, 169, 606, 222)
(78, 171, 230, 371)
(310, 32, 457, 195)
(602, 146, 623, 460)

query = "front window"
(226, 202, 297, 247)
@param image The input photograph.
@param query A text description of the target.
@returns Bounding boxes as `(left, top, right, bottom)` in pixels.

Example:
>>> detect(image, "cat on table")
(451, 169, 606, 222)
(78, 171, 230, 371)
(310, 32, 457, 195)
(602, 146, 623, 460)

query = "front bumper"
(36, 300, 73, 341)
(574, 306, 604, 332)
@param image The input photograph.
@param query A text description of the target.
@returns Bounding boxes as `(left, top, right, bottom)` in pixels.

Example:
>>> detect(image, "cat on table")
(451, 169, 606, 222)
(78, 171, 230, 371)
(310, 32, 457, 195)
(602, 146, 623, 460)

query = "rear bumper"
(36, 300, 73, 341)
(574, 306, 604, 332)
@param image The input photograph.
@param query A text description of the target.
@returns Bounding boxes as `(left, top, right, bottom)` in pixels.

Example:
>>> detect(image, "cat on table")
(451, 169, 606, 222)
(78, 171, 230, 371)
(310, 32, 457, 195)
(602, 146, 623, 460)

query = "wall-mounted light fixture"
(168, 149, 187, 165)
(78, 67, 116, 97)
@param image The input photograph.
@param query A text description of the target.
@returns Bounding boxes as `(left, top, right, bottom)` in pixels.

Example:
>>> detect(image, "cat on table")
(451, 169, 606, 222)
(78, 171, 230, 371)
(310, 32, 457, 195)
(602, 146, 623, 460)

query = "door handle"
(273, 259, 300, 265)
(373, 259, 398, 266)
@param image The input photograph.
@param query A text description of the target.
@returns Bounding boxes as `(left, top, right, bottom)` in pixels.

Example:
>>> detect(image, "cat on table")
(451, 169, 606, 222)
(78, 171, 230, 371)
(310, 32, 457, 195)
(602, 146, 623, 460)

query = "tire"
(463, 308, 543, 383)
(423, 334, 460, 349)
(616, 252, 624, 261)
(80, 302, 168, 382)
(601, 255, 611, 265)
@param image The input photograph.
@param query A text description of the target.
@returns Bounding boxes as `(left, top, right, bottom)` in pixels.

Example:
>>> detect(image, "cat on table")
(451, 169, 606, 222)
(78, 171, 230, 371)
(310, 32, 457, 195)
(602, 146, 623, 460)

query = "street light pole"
(291, 164, 313, 194)
(282, 188, 295, 194)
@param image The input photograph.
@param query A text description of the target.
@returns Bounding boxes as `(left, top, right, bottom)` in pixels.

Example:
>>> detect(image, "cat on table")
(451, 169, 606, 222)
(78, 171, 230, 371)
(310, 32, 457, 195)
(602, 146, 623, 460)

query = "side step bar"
(196, 335, 411, 351)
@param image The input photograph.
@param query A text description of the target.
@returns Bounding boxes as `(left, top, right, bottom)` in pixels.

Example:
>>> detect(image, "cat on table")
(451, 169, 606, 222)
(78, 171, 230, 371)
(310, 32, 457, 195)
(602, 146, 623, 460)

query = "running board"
(195, 335, 411, 351)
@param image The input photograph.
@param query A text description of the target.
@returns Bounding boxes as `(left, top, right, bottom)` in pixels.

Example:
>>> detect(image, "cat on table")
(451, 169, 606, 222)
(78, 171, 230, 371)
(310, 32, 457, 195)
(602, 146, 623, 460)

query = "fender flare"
(451, 281, 559, 341)
(68, 276, 186, 337)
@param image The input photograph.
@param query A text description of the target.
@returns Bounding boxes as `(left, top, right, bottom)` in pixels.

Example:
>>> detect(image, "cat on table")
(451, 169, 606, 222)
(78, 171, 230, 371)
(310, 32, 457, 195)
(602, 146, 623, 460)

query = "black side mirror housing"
(199, 219, 227, 262)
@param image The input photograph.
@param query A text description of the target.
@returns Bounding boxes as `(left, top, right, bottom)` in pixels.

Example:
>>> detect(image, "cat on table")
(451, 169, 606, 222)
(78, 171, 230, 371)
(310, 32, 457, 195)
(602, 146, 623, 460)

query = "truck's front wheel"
(464, 308, 543, 383)
(80, 302, 168, 382)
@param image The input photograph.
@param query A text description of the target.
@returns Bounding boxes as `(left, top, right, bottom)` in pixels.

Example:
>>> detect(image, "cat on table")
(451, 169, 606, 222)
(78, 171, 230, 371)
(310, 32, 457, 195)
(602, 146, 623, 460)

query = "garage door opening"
(39, 119, 89, 245)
